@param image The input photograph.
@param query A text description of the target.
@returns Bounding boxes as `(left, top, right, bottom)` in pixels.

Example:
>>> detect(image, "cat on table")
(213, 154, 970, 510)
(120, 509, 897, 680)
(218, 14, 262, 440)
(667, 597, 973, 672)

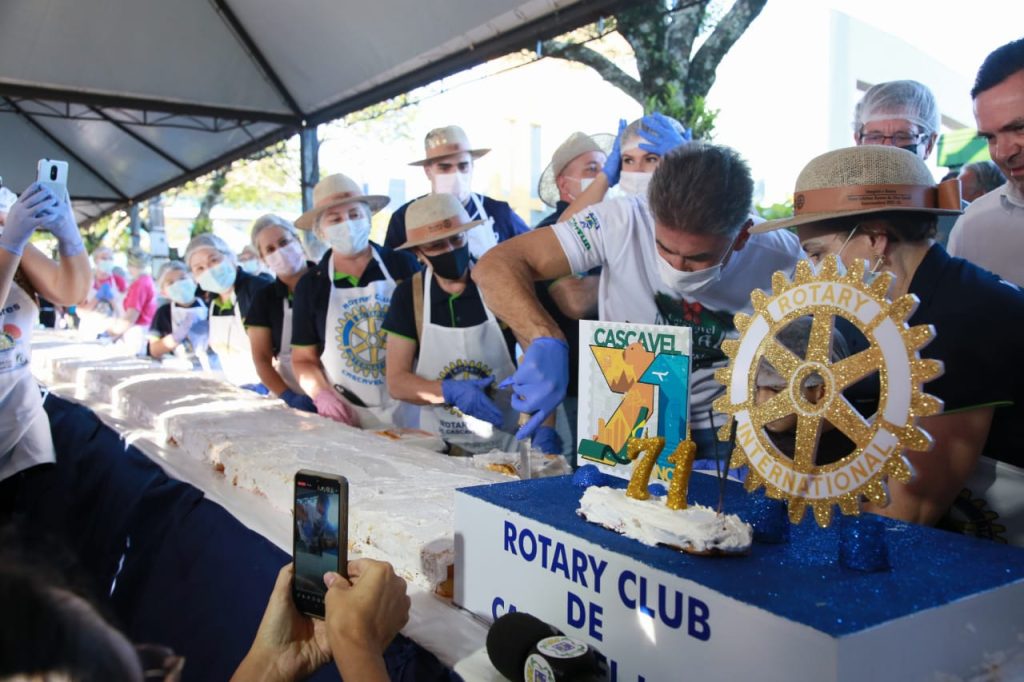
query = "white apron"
(319, 250, 412, 428)
(466, 193, 499, 259)
(0, 282, 56, 481)
(415, 268, 518, 453)
(208, 294, 260, 386)
(276, 297, 302, 394)
(947, 456, 1024, 547)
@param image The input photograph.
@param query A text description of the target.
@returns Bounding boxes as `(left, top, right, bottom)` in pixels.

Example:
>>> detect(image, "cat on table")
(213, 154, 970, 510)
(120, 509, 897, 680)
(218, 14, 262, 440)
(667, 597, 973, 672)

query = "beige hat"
(408, 125, 490, 167)
(294, 173, 389, 230)
(537, 132, 613, 207)
(753, 146, 961, 234)
(397, 193, 482, 250)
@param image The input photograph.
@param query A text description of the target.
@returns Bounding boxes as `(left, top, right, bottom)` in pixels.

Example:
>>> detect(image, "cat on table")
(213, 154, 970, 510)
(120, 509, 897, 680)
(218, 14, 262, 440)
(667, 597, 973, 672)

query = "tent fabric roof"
(0, 0, 620, 226)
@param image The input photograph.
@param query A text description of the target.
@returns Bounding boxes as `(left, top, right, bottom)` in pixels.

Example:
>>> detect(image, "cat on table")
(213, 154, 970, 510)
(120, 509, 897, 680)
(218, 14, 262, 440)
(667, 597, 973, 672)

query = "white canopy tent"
(0, 0, 622, 226)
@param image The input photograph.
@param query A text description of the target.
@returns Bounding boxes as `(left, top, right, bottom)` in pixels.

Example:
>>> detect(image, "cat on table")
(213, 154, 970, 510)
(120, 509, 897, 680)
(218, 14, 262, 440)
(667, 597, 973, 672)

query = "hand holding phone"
(293, 470, 348, 619)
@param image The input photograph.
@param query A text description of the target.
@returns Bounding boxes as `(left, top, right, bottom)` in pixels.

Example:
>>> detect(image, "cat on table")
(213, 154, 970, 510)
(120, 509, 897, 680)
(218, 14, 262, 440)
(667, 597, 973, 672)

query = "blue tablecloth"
(28, 395, 455, 682)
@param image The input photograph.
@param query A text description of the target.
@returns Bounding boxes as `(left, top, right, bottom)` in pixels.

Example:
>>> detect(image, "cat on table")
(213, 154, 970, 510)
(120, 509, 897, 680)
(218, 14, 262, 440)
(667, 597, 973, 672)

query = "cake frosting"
(578, 485, 753, 554)
(30, 332, 506, 591)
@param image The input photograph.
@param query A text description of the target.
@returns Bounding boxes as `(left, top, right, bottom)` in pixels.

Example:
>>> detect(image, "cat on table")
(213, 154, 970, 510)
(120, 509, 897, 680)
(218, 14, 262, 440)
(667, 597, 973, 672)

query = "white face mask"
(324, 217, 371, 256)
(264, 240, 306, 277)
(655, 232, 737, 298)
(562, 176, 595, 202)
(619, 171, 654, 198)
(432, 171, 471, 202)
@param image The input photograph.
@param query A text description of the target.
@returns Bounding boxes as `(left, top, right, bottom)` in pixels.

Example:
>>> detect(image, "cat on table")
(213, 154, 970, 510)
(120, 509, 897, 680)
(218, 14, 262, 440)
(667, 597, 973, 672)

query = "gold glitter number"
(625, 437, 665, 500)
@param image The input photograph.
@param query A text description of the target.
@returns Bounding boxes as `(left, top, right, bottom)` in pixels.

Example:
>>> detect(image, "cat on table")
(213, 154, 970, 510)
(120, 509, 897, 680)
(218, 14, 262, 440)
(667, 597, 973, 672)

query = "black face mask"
(425, 244, 471, 280)
(897, 143, 921, 155)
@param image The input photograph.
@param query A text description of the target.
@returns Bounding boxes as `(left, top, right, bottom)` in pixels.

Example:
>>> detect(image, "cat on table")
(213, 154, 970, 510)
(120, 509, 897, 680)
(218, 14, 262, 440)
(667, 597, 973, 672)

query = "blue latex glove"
(601, 119, 627, 187)
(442, 376, 503, 428)
(44, 192, 86, 258)
(532, 426, 563, 455)
(637, 112, 692, 157)
(0, 183, 58, 256)
(499, 337, 569, 440)
(95, 281, 115, 303)
(240, 383, 270, 396)
(280, 389, 317, 413)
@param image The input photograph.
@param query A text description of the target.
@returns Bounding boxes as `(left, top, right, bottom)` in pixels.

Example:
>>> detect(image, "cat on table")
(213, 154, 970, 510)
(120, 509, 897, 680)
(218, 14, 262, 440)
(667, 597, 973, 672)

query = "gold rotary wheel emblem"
(712, 256, 944, 527)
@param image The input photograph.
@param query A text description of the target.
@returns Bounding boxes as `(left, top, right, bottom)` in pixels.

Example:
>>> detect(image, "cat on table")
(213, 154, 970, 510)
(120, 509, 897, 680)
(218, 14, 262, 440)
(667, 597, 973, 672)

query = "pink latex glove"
(313, 388, 360, 427)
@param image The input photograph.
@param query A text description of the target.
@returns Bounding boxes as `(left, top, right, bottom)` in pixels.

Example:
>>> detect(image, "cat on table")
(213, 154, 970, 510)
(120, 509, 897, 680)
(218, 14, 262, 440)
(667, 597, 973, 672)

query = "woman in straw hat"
(382, 194, 563, 456)
(244, 214, 317, 412)
(290, 174, 419, 428)
(383, 125, 530, 259)
(184, 232, 272, 387)
(754, 145, 1024, 541)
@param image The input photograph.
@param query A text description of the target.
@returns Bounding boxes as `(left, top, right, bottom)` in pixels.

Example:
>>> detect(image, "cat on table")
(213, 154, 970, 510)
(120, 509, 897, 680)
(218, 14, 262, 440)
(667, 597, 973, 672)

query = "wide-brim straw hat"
(752, 145, 962, 234)
(408, 125, 490, 167)
(294, 173, 390, 230)
(537, 132, 614, 207)
(397, 193, 483, 250)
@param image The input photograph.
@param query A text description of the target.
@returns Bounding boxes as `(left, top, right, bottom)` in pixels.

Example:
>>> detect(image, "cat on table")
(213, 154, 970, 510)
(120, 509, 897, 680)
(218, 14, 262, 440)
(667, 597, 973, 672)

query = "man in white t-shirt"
(947, 38, 1024, 286)
(474, 143, 802, 463)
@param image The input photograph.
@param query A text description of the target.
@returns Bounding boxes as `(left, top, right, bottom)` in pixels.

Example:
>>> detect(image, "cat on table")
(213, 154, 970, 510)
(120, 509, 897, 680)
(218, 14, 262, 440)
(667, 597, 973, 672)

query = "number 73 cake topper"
(712, 256, 944, 528)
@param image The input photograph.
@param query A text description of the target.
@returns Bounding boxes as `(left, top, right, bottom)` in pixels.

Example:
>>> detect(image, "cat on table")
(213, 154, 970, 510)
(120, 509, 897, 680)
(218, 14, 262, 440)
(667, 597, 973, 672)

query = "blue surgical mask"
(198, 260, 237, 294)
(96, 259, 116, 275)
(239, 259, 261, 275)
(166, 277, 198, 305)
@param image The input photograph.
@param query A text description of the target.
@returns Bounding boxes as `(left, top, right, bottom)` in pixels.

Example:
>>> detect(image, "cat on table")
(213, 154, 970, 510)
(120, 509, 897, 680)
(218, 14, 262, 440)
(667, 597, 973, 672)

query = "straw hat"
(294, 173, 389, 230)
(408, 125, 490, 167)
(537, 132, 613, 207)
(752, 146, 961, 234)
(397, 193, 482, 250)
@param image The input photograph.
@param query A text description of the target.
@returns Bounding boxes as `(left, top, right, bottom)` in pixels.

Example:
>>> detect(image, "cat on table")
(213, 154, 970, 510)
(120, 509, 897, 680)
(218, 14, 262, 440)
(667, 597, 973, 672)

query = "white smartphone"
(36, 159, 69, 200)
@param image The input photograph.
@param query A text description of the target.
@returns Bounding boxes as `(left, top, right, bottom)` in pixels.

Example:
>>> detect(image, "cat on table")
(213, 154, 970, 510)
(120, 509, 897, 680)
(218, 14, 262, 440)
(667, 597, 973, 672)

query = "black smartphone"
(292, 470, 348, 619)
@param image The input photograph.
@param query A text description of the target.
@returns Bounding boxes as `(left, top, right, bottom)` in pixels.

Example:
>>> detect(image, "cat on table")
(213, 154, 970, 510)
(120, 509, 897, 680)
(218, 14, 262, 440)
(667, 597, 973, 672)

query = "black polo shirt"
(198, 267, 273, 322)
(535, 200, 570, 229)
(291, 245, 419, 348)
(244, 262, 315, 356)
(381, 272, 516, 361)
(847, 244, 1024, 466)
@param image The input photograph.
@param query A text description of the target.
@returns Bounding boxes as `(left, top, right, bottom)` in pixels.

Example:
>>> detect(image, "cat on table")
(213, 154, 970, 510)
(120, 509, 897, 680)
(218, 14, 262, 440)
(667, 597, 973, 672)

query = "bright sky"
(309, 0, 1023, 230)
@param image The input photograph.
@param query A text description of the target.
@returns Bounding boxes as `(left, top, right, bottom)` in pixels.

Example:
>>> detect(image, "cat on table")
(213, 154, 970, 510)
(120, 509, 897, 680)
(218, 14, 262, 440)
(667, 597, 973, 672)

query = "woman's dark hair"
(0, 523, 141, 681)
(819, 210, 937, 243)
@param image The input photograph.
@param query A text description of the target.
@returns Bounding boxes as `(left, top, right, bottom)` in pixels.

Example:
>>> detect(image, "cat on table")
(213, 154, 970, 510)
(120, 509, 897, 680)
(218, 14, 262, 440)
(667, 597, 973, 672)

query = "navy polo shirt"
(244, 262, 315, 356)
(290, 245, 419, 349)
(846, 244, 1024, 466)
(381, 272, 516, 361)
(383, 193, 529, 250)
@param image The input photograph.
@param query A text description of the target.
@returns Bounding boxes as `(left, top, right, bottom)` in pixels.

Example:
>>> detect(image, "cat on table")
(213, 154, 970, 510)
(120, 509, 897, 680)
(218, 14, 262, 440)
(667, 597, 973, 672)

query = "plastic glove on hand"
(442, 376, 502, 428)
(498, 337, 569, 440)
(0, 183, 58, 256)
(637, 112, 691, 157)
(95, 281, 115, 303)
(531, 426, 563, 455)
(171, 307, 206, 342)
(314, 388, 360, 427)
(601, 118, 627, 188)
(280, 389, 317, 413)
(44, 193, 86, 258)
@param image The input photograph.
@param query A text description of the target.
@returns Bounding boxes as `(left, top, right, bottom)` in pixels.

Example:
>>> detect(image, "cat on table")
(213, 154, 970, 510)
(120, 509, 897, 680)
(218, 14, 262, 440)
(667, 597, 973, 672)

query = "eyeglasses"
(420, 232, 467, 255)
(858, 131, 927, 147)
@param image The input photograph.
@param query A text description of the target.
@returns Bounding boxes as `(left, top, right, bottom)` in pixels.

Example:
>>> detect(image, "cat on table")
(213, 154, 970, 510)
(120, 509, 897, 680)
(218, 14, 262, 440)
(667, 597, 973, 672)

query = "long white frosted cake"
(30, 332, 505, 591)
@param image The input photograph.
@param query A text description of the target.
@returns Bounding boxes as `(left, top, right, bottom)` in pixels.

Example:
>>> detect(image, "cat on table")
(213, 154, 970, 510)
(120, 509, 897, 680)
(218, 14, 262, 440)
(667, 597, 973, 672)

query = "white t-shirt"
(948, 182, 1024, 287)
(552, 196, 802, 429)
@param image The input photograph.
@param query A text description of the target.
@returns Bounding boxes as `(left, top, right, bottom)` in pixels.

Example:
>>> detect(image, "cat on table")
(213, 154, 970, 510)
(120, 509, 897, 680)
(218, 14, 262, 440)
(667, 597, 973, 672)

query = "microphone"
(486, 611, 609, 681)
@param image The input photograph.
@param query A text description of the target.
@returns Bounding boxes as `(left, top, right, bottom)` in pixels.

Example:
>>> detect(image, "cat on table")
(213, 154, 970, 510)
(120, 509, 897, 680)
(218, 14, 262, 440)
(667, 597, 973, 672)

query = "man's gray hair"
(962, 160, 1006, 195)
(853, 80, 940, 135)
(647, 143, 754, 237)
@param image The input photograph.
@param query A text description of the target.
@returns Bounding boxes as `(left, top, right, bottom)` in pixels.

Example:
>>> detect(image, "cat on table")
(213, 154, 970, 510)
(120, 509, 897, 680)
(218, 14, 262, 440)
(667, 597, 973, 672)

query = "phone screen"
(293, 471, 348, 619)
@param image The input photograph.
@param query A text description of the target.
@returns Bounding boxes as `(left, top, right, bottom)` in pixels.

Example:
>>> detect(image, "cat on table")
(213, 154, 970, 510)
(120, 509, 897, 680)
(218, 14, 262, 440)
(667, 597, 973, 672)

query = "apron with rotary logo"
(414, 268, 517, 453)
(0, 282, 56, 480)
(319, 250, 412, 428)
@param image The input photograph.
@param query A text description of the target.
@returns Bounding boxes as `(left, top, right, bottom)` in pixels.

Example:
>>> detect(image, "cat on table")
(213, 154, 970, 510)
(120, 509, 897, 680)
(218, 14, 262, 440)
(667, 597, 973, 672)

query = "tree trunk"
(191, 164, 231, 237)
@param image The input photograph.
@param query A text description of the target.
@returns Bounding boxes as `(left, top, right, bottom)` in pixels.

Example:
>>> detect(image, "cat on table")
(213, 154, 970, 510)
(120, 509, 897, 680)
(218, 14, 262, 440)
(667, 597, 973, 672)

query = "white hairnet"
(0, 187, 16, 213)
(250, 213, 297, 249)
(184, 233, 234, 268)
(853, 80, 940, 134)
(157, 260, 188, 288)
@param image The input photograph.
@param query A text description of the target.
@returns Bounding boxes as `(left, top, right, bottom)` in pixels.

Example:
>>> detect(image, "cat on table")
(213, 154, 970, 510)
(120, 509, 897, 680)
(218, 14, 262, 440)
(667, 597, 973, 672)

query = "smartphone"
(36, 159, 69, 200)
(292, 470, 348, 619)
